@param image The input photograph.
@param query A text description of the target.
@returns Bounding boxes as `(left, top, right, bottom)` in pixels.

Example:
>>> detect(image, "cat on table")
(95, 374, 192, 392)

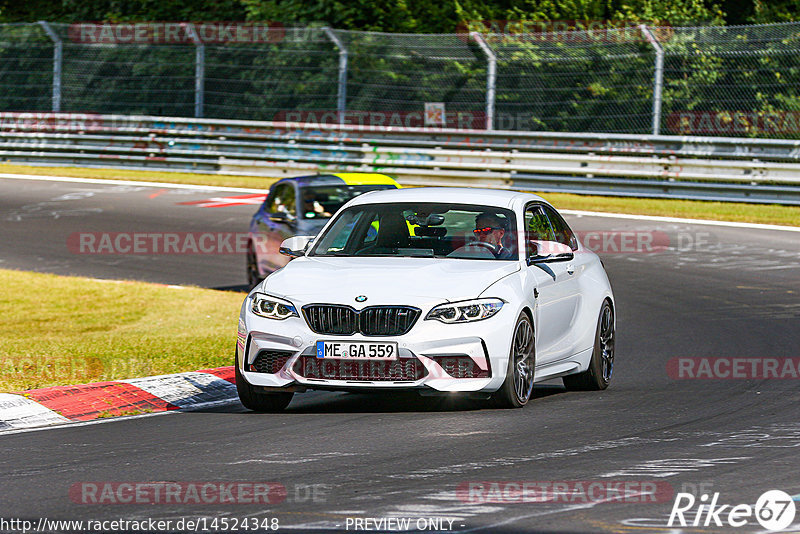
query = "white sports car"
(235, 187, 615, 410)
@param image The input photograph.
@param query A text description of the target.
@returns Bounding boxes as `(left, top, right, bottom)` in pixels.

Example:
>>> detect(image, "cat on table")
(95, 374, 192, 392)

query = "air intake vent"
(430, 355, 490, 378)
(293, 355, 426, 381)
(249, 350, 294, 374)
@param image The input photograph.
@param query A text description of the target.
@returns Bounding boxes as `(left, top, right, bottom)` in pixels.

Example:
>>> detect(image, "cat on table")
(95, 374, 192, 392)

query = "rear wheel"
(246, 243, 261, 290)
(491, 314, 535, 408)
(563, 301, 614, 391)
(235, 353, 293, 412)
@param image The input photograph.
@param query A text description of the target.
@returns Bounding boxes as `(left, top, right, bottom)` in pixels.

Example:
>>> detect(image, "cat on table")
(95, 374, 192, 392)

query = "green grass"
(541, 192, 800, 227)
(0, 269, 245, 392)
(1, 163, 798, 226)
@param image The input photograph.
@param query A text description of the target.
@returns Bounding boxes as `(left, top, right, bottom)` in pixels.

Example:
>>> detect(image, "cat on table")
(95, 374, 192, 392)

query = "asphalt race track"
(1, 176, 799, 533)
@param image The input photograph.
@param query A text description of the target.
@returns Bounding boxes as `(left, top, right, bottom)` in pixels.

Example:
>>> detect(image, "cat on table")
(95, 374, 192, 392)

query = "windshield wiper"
(313, 251, 352, 257)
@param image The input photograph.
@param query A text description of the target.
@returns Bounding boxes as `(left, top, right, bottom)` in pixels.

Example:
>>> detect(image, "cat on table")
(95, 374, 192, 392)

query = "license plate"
(316, 341, 398, 360)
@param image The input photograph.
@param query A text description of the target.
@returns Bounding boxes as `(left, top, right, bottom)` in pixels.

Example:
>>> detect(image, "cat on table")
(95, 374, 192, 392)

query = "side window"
(322, 210, 364, 252)
(259, 187, 274, 212)
(524, 204, 555, 257)
(282, 186, 297, 217)
(543, 205, 578, 251)
(364, 213, 379, 245)
(267, 184, 285, 213)
(268, 184, 296, 219)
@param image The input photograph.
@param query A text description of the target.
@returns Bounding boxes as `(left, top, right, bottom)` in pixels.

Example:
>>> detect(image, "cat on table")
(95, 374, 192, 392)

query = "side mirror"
(527, 241, 574, 265)
(279, 236, 314, 258)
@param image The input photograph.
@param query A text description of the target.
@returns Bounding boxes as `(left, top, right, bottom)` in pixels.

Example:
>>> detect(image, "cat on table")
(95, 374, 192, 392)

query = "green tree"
(0, 0, 248, 23)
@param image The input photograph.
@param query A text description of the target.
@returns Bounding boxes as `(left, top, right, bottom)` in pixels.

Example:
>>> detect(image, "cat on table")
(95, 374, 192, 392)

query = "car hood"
(261, 256, 520, 304)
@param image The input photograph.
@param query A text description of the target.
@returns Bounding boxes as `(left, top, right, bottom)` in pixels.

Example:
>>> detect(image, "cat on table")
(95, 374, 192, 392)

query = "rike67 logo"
(669, 490, 796, 531)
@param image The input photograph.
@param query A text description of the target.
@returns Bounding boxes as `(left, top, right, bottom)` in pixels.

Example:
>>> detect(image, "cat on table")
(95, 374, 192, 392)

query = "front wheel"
(491, 313, 535, 408)
(563, 300, 615, 391)
(235, 353, 293, 412)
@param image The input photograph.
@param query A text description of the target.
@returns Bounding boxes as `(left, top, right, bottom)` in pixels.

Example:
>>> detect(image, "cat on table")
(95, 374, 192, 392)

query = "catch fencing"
(2, 22, 800, 137)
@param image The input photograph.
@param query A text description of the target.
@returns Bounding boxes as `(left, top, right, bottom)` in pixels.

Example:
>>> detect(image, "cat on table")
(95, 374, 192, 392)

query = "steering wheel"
(470, 240, 500, 257)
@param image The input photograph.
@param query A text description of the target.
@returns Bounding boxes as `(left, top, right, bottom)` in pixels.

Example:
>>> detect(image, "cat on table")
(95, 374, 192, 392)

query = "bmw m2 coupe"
(236, 187, 615, 410)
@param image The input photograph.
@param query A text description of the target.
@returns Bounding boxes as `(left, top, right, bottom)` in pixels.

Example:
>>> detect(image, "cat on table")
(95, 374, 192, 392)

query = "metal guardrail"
(1, 113, 800, 205)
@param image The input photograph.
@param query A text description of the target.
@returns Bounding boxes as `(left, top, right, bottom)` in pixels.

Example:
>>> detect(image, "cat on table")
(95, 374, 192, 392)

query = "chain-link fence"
(486, 27, 658, 133)
(0, 23, 55, 112)
(1, 21, 799, 137)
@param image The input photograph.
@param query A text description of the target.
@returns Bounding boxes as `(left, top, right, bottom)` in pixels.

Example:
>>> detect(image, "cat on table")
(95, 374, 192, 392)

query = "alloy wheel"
(599, 305, 615, 382)
(513, 318, 535, 404)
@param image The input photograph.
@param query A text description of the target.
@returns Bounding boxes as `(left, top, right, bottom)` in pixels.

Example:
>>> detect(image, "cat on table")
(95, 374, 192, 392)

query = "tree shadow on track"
(199, 384, 568, 415)
(212, 283, 250, 292)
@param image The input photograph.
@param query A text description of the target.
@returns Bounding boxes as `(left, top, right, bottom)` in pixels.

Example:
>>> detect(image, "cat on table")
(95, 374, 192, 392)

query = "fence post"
(323, 27, 348, 124)
(639, 24, 664, 136)
(185, 24, 205, 118)
(37, 21, 62, 113)
(470, 32, 496, 131)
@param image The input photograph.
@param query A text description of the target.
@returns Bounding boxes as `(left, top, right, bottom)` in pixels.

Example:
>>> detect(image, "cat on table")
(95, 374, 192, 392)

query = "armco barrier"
(1, 113, 800, 204)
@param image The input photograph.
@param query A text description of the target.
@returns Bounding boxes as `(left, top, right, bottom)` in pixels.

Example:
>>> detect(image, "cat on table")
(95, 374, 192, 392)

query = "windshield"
(299, 185, 395, 219)
(309, 202, 518, 260)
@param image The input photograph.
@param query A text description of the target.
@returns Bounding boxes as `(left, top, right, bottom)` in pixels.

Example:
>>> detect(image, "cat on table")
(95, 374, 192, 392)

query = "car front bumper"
(237, 303, 514, 393)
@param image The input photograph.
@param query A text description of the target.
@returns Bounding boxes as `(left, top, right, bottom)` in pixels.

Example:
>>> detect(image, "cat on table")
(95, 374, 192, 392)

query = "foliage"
(1, 1, 799, 138)
(1, 0, 796, 29)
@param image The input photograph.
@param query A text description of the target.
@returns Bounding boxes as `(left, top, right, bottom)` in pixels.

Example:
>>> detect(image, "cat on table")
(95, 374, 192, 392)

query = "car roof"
(346, 187, 549, 209)
(273, 173, 400, 188)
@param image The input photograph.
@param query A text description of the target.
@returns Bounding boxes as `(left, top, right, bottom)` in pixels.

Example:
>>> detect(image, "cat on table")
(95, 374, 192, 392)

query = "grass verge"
(0, 269, 244, 392)
(1, 164, 798, 226)
(543, 192, 800, 227)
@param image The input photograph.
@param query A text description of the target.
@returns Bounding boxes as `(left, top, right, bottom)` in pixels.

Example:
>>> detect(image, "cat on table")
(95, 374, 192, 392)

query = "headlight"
(251, 293, 298, 320)
(426, 298, 504, 324)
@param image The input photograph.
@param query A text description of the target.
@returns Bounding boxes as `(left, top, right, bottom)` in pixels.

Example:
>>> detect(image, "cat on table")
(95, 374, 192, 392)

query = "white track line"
(561, 209, 800, 233)
(0, 172, 270, 193)
(1, 172, 797, 232)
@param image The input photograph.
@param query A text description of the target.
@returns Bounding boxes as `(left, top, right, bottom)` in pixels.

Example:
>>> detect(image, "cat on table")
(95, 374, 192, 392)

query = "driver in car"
(302, 189, 331, 218)
(449, 212, 512, 259)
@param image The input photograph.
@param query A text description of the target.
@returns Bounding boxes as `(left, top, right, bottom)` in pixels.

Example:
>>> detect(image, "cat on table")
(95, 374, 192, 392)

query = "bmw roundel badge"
(355, 295, 368, 303)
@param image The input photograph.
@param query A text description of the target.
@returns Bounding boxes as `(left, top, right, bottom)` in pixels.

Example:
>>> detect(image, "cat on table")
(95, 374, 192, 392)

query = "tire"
(235, 353, 293, 412)
(563, 300, 615, 391)
(491, 313, 536, 408)
(246, 243, 261, 290)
